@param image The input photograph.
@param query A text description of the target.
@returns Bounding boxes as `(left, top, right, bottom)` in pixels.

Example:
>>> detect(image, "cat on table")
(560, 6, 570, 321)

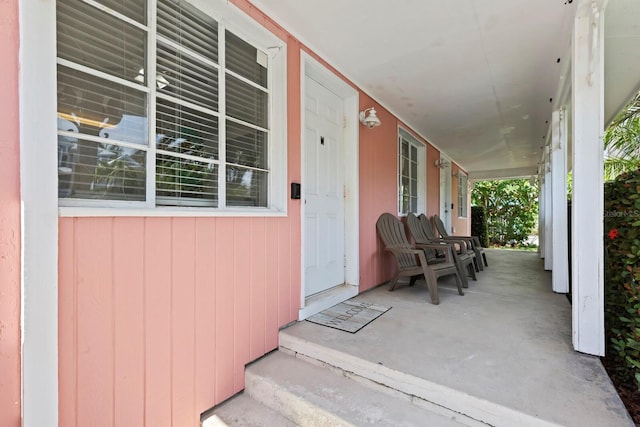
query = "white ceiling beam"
(468, 167, 538, 181)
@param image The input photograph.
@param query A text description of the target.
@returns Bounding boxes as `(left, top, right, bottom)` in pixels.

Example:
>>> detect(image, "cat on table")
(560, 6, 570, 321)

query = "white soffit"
(248, 0, 576, 175)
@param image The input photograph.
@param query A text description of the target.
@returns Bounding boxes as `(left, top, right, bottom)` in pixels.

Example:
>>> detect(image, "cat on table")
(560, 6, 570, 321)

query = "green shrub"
(604, 168, 640, 389)
(471, 179, 538, 245)
(471, 206, 489, 247)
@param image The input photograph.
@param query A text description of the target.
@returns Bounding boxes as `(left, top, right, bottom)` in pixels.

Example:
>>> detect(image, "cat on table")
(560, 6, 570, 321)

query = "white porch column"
(571, 0, 607, 356)
(544, 153, 553, 271)
(538, 173, 545, 259)
(551, 109, 569, 293)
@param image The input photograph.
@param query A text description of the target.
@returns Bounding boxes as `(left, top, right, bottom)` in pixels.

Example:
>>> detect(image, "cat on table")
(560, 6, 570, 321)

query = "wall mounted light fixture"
(359, 107, 381, 129)
(434, 159, 450, 169)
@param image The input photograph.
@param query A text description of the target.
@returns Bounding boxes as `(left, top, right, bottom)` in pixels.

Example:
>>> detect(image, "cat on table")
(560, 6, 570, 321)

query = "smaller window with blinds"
(457, 173, 468, 218)
(398, 129, 426, 215)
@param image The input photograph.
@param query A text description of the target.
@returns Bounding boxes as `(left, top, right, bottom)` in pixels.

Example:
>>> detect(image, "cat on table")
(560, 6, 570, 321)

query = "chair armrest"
(415, 243, 454, 263)
(446, 238, 472, 254)
(440, 236, 473, 252)
(385, 245, 450, 265)
(450, 235, 482, 248)
(384, 246, 424, 257)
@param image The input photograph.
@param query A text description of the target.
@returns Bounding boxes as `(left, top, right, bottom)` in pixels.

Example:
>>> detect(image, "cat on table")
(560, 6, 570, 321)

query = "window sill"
(59, 205, 288, 218)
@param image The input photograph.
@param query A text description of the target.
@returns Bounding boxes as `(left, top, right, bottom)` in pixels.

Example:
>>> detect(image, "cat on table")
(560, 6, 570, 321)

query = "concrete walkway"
(280, 249, 633, 426)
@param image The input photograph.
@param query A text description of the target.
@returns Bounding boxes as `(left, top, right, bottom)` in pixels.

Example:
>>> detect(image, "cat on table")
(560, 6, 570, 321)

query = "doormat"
(306, 300, 391, 333)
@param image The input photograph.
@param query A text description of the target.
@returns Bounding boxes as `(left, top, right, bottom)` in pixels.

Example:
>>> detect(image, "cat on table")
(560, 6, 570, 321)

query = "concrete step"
(279, 329, 561, 427)
(244, 350, 475, 427)
(208, 392, 297, 427)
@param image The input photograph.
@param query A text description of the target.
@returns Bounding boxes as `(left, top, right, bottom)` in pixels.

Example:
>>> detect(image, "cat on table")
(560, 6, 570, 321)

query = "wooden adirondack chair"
(432, 214, 488, 270)
(406, 213, 477, 288)
(418, 213, 481, 273)
(376, 213, 464, 305)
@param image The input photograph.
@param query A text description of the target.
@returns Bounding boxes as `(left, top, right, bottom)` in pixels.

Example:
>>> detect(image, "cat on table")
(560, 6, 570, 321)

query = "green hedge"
(605, 168, 640, 389)
(471, 206, 489, 248)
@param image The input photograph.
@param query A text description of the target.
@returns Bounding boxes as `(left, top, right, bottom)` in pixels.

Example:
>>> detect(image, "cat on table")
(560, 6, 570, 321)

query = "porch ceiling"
(248, 0, 640, 177)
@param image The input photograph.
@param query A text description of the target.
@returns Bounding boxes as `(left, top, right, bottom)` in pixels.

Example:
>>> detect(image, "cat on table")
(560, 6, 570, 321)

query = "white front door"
(439, 155, 452, 233)
(304, 77, 345, 297)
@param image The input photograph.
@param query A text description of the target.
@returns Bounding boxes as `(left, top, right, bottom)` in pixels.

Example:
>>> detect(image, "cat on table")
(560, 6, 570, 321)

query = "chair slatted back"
(376, 213, 417, 270)
(407, 213, 439, 261)
(432, 214, 449, 238)
(406, 213, 429, 243)
(417, 214, 439, 240)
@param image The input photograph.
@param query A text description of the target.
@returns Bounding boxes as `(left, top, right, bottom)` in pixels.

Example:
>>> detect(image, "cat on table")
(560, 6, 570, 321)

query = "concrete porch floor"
(280, 249, 633, 426)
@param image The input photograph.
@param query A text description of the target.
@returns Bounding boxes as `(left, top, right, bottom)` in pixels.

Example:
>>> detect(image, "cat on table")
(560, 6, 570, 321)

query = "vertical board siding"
(171, 218, 197, 426)
(249, 218, 267, 360)
(214, 218, 236, 402)
(287, 215, 302, 321)
(358, 95, 399, 292)
(113, 218, 145, 427)
(265, 222, 282, 351)
(233, 220, 252, 391)
(144, 218, 173, 427)
(58, 219, 77, 427)
(59, 216, 297, 426)
(194, 219, 217, 412)
(277, 218, 293, 324)
(76, 218, 114, 427)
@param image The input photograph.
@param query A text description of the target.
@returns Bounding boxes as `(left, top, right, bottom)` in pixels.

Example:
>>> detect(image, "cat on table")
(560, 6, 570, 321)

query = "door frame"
(299, 52, 359, 320)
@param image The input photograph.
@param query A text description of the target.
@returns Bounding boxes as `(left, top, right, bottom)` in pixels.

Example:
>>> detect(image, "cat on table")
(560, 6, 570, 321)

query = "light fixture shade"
(434, 159, 450, 169)
(359, 107, 381, 128)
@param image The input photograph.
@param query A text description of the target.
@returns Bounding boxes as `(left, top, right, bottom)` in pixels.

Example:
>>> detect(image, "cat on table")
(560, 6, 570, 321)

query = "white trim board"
(19, 0, 59, 425)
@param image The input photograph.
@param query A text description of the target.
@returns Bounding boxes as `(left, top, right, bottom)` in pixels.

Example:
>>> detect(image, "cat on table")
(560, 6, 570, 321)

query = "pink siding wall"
(0, 1, 22, 426)
(358, 95, 399, 291)
(58, 217, 299, 425)
(56, 0, 454, 424)
(357, 109, 446, 292)
(58, 3, 302, 425)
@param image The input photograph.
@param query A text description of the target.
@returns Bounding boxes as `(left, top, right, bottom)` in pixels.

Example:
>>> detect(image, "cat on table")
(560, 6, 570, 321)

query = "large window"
(458, 173, 468, 218)
(56, 0, 285, 211)
(398, 129, 426, 215)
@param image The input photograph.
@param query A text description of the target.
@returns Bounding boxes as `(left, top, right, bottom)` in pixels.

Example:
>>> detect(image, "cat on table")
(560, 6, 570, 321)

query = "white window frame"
(457, 172, 468, 218)
(57, 0, 288, 217)
(398, 128, 426, 216)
